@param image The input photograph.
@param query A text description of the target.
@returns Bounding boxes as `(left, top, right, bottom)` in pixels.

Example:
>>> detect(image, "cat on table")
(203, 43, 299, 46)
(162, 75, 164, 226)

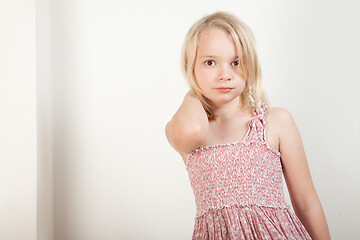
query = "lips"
(216, 87, 233, 92)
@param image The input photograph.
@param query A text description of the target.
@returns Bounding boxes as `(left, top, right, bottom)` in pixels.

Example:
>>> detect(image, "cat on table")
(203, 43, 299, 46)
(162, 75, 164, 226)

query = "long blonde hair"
(181, 11, 270, 120)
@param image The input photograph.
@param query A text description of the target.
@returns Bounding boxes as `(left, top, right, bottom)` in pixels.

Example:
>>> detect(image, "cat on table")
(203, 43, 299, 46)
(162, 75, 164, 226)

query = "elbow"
(172, 121, 205, 144)
(183, 123, 206, 143)
(165, 119, 207, 153)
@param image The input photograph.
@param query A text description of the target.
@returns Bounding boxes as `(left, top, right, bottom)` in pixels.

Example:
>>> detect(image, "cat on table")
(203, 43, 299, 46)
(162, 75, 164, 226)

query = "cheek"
(235, 70, 246, 82)
(197, 74, 213, 90)
(194, 68, 209, 86)
(196, 68, 213, 80)
(238, 69, 247, 80)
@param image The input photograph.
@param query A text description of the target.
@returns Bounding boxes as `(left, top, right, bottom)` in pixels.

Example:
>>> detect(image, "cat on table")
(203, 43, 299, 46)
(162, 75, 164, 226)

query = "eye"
(205, 60, 215, 66)
(232, 60, 240, 66)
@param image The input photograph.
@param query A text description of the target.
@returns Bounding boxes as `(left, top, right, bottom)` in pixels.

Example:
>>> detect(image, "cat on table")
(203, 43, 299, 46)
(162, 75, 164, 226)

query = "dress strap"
(246, 99, 267, 143)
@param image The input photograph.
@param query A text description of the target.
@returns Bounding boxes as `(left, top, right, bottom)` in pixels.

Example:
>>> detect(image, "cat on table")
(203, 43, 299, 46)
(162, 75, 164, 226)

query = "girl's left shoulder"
(266, 106, 304, 159)
(266, 106, 295, 127)
(265, 106, 299, 144)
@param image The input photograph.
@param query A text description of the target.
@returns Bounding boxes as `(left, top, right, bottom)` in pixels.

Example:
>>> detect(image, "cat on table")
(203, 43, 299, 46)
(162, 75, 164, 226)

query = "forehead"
(198, 27, 233, 43)
(196, 27, 237, 56)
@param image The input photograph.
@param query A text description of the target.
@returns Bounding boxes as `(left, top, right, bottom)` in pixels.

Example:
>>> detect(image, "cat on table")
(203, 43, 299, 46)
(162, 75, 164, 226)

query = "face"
(194, 27, 246, 107)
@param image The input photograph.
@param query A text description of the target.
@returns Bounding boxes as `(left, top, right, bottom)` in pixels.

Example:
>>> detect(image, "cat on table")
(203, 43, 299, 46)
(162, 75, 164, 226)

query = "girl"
(165, 11, 331, 239)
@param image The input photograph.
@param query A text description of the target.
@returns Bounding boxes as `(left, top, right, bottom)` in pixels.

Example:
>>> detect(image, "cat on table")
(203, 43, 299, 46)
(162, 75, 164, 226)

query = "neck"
(212, 98, 248, 122)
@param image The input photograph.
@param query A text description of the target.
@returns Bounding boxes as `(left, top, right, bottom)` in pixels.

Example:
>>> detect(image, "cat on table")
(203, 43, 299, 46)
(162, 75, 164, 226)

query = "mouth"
(215, 87, 233, 92)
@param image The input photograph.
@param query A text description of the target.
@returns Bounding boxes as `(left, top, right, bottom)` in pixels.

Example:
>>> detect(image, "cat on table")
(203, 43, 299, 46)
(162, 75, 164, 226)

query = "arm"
(165, 91, 209, 155)
(276, 108, 331, 240)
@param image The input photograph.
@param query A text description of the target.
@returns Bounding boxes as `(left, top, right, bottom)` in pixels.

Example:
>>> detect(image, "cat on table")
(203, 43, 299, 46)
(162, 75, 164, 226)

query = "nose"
(218, 65, 231, 81)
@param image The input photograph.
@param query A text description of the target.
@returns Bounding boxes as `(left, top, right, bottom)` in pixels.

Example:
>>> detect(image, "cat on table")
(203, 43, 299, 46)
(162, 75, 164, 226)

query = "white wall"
(0, 1, 37, 240)
(2, 0, 360, 239)
(39, 0, 359, 239)
(36, 0, 54, 239)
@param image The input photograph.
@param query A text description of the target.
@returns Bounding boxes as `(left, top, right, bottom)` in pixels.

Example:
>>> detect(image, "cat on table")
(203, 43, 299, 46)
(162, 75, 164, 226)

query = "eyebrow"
(200, 55, 239, 59)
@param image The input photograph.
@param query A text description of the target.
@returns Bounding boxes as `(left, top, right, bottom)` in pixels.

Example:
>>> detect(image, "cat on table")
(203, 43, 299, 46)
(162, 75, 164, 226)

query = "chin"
(214, 95, 239, 104)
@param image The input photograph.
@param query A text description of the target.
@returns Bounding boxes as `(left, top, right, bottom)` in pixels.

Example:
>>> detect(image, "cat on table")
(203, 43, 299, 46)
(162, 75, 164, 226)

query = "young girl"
(165, 11, 331, 239)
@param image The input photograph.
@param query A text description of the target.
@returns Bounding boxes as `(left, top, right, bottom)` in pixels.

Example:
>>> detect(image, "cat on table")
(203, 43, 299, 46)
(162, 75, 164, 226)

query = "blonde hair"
(181, 11, 270, 120)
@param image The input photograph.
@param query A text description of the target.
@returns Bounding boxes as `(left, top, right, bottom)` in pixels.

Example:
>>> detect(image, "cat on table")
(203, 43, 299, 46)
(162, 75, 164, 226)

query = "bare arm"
(276, 108, 331, 239)
(165, 91, 209, 155)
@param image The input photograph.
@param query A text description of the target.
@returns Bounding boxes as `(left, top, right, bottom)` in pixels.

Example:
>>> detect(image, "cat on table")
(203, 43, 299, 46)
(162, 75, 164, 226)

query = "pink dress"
(185, 100, 312, 240)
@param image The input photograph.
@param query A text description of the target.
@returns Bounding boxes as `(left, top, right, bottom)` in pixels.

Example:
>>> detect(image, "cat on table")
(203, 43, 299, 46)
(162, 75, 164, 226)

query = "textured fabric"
(185, 100, 312, 240)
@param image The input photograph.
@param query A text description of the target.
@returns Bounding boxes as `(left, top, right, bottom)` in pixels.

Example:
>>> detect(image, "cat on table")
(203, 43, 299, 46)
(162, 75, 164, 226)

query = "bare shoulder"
(262, 106, 294, 152)
(267, 106, 305, 161)
(266, 105, 294, 128)
(267, 106, 293, 121)
(266, 106, 296, 133)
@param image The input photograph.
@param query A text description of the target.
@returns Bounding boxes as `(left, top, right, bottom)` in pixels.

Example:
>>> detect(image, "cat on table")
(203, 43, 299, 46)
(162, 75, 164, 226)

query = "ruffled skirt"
(192, 204, 312, 240)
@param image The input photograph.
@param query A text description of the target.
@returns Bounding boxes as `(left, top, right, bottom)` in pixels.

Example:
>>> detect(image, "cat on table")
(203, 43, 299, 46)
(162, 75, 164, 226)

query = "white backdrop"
(0, 1, 36, 240)
(2, 0, 360, 239)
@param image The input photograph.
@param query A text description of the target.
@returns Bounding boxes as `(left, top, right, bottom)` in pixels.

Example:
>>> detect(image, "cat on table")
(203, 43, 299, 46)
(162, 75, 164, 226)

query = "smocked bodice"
(185, 100, 289, 218)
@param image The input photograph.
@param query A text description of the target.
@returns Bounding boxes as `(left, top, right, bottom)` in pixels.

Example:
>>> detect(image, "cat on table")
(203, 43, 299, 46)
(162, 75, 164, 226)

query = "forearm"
(295, 203, 331, 240)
